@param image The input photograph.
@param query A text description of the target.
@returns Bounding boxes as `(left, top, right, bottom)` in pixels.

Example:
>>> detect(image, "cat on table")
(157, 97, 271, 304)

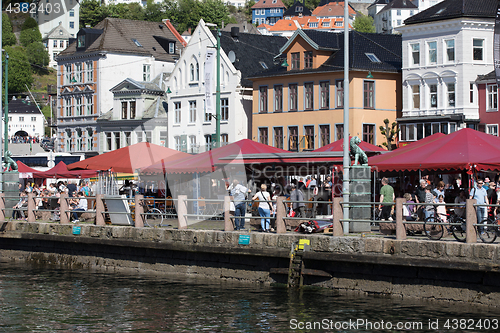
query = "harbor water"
(0, 261, 499, 332)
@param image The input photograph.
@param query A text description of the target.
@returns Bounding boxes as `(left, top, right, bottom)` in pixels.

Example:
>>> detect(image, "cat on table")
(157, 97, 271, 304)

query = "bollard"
(332, 197, 344, 236)
(96, 194, 105, 226)
(466, 198, 477, 243)
(395, 198, 406, 240)
(177, 195, 187, 229)
(0, 193, 5, 222)
(27, 192, 36, 223)
(135, 194, 144, 228)
(60, 193, 69, 224)
(224, 196, 233, 231)
(276, 196, 286, 233)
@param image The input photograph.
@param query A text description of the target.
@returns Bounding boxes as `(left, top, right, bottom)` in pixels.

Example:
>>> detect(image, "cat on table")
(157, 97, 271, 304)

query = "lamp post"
(4, 53, 8, 156)
(342, 0, 350, 234)
(206, 22, 221, 149)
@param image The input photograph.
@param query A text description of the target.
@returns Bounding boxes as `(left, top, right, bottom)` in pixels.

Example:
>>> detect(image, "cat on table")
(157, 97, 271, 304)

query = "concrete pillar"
(224, 196, 233, 231)
(27, 192, 36, 223)
(60, 193, 69, 224)
(96, 194, 105, 226)
(276, 196, 286, 233)
(466, 198, 477, 243)
(333, 197, 344, 236)
(0, 193, 5, 222)
(135, 194, 144, 228)
(177, 195, 187, 229)
(395, 198, 406, 240)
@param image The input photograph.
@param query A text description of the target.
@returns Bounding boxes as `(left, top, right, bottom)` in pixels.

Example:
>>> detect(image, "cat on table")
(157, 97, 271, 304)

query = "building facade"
(42, 23, 72, 69)
(6, 97, 45, 139)
(31, 1, 80, 39)
(476, 71, 499, 136)
(369, 0, 418, 34)
(252, 0, 286, 26)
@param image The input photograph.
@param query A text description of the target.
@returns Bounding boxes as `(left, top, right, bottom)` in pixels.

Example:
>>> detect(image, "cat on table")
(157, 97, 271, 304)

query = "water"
(0, 262, 499, 332)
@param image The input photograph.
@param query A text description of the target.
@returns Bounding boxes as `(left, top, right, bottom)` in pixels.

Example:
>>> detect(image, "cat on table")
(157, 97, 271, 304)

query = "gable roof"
(5, 98, 42, 115)
(215, 30, 287, 87)
(312, 2, 356, 17)
(404, 0, 497, 25)
(43, 22, 71, 40)
(252, 0, 286, 9)
(380, 0, 417, 12)
(367, 0, 391, 8)
(284, 1, 312, 17)
(58, 18, 184, 62)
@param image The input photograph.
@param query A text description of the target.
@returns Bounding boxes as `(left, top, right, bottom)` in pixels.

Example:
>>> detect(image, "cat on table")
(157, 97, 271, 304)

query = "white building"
(31, 1, 80, 39)
(42, 22, 72, 68)
(396, 0, 497, 144)
(369, 0, 418, 34)
(6, 97, 45, 139)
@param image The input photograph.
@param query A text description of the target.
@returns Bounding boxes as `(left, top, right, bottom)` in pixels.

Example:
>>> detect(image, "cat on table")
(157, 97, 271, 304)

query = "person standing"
(290, 184, 305, 217)
(414, 179, 427, 220)
(379, 177, 394, 221)
(229, 179, 250, 231)
(71, 192, 88, 223)
(469, 179, 488, 227)
(487, 181, 498, 218)
(252, 184, 272, 232)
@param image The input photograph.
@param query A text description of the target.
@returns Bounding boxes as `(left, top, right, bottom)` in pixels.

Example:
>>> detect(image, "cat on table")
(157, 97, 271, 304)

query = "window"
(19, 116, 24, 122)
(259, 127, 268, 145)
(221, 134, 229, 146)
(204, 99, 211, 122)
(221, 98, 229, 121)
(445, 40, 455, 62)
(130, 101, 136, 119)
(488, 85, 498, 110)
(136, 131, 144, 143)
(64, 64, 71, 85)
(397, 20, 401, 26)
(304, 125, 314, 150)
(473, 39, 484, 61)
(274, 85, 283, 112)
(69, 9, 74, 17)
(363, 81, 374, 108)
(205, 135, 212, 151)
(60, 40, 64, 48)
(31, 116, 36, 121)
(175, 136, 181, 151)
(75, 62, 82, 83)
(106, 132, 112, 151)
(124, 132, 131, 146)
(412, 85, 420, 109)
(430, 84, 438, 108)
(187, 100, 196, 123)
(335, 80, 343, 108)
(320, 125, 330, 147)
(86, 61, 93, 82)
(143, 64, 151, 81)
(365, 53, 381, 63)
(114, 132, 121, 149)
(64, 98, 72, 116)
(291, 52, 300, 70)
(122, 101, 128, 119)
(323, 21, 330, 27)
(470, 83, 475, 103)
(288, 126, 298, 151)
(169, 42, 175, 54)
(75, 97, 83, 116)
(304, 51, 313, 69)
(67, 130, 74, 152)
(189, 136, 197, 153)
(190, 64, 195, 81)
(87, 128, 93, 150)
(309, 22, 318, 28)
(304, 82, 313, 110)
(335, 21, 342, 27)
(274, 127, 283, 149)
(320, 81, 329, 109)
(76, 129, 83, 151)
(428, 41, 437, 64)
(335, 124, 343, 141)
(289, 84, 298, 111)
(487, 124, 499, 136)
(259, 86, 268, 113)
(362, 124, 375, 144)
(69, 22, 74, 29)
(447, 83, 455, 107)
(411, 43, 420, 65)
(53, 40, 57, 47)
(397, 9, 401, 15)
(196, 63, 199, 81)
(174, 102, 181, 124)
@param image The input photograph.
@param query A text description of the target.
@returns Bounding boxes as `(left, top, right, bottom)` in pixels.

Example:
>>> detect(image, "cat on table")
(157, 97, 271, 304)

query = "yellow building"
(249, 30, 402, 150)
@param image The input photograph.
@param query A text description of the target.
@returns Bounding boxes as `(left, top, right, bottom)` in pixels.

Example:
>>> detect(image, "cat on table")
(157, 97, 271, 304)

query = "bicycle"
(423, 209, 467, 242)
(141, 199, 166, 228)
(478, 214, 500, 243)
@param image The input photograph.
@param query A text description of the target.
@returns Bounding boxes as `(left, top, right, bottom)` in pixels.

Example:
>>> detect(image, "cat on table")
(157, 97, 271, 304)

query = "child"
(436, 194, 447, 223)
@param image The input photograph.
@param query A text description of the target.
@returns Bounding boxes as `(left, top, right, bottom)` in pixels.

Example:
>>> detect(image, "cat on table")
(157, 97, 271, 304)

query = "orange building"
(248, 29, 402, 150)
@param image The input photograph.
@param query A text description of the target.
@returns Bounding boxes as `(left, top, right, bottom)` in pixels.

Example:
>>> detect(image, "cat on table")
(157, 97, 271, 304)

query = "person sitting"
(12, 192, 28, 220)
(71, 192, 88, 223)
(403, 193, 416, 221)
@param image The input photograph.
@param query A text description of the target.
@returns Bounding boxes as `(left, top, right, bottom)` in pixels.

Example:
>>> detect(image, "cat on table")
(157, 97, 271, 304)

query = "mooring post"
(395, 198, 406, 240)
(0, 193, 6, 222)
(333, 197, 343, 236)
(135, 194, 144, 228)
(60, 193, 69, 224)
(276, 196, 286, 233)
(224, 196, 233, 231)
(177, 195, 187, 229)
(466, 198, 477, 243)
(27, 192, 35, 223)
(95, 194, 105, 226)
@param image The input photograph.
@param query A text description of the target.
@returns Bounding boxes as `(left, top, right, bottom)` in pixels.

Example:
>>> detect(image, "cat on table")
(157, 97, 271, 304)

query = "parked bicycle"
(423, 209, 466, 242)
(478, 214, 500, 243)
(141, 199, 166, 228)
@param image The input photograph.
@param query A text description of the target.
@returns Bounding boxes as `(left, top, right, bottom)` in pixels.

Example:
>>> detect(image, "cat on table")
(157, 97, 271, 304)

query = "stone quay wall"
(0, 221, 499, 307)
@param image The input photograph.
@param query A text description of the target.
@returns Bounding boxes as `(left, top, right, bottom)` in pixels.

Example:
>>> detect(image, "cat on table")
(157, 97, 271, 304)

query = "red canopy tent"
(314, 137, 386, 153)
(142, 139, 290, 174)
(40, 161, 98, 179)
(17, 161, 41, 178)
(368, 129, 500, 172)
(67, 142, 190, 173)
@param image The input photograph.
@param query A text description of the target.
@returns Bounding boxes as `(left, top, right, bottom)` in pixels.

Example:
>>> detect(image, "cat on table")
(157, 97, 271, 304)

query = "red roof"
(17, 161, 40, 174)
(369, 129, 500, 172)
(39, 161, 98, 179)
(252, 0, 286, 9)
(67, 142, 190, 173)
(314, 137, 386, 153)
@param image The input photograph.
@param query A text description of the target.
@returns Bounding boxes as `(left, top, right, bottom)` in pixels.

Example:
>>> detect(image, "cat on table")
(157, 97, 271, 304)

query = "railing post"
(395, 198, 406, 240)
(27, 192, 36, 223)
(96, 194, 105, 226)
(60, 193, 69, 224)
(224, 196, 233, 231)
(466, 198, 477, 243)
(135, 194, 144, 228)
(177, 195, 187, 229)
(276, 196, 286, 233)
(0, 193, 5, 222)
(333, 197, 344, 236)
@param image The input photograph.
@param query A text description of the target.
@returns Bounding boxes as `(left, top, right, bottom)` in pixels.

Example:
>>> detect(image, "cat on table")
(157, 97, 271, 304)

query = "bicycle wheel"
(478, 219, 498, 243)
(424, 216, 444, 240)
(145, 208, 163, 228)
(450, 217, 467, 242)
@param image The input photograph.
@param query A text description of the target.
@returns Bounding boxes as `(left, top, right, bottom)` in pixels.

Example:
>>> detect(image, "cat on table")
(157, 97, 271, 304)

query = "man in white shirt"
(71, 191, 88, 223)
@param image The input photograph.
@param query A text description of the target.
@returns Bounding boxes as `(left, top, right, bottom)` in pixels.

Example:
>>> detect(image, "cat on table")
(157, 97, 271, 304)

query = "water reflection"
(0, 262, 498, 332)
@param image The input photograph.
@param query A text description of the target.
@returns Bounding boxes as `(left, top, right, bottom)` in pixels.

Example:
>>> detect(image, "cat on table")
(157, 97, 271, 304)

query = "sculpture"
(350, 136, 368, 166)
(3, 150, 18, 172)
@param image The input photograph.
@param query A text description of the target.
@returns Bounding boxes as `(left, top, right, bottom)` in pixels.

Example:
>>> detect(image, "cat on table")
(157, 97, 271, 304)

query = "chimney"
(231, 27, 240, 40)
(188, 27, 192, 35)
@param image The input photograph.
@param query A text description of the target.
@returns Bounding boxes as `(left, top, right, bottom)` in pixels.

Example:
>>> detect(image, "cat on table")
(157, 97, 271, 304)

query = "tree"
(145, 0, 166, 22)
(3, 46, 33, 94)
(2, 14, 17, 47)
(80, 0, 110, 28)
(353, 14, 375, 33)
(379, 118, 399, 151)
(21, 16, 38, 30)
(199, 0, 236, 27)
(26, 42, 50, 74)
(20, 18, 42, 47)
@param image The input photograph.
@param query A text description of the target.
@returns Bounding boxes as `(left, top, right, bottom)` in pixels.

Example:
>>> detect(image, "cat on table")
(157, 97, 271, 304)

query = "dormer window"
(77, 35, 85, 48)
(296, 6, 303, 12)
(132, 39, 142, 47)
(169, 42, 175, 54)
(272, 0, 277, 3)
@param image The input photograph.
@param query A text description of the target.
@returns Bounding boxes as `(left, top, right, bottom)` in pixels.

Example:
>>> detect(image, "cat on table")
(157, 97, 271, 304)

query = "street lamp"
(206, 22, 221, 149)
